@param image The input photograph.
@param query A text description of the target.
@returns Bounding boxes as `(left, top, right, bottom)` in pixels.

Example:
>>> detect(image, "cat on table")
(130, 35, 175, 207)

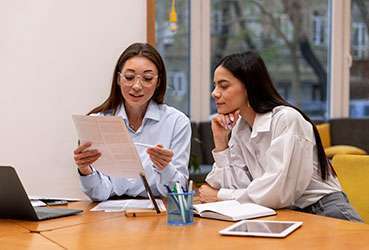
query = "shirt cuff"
(217, 188, 235, 200)
(77, 166, 94, 176)
(156, 164, 176, 184)
(79, 169, 99, 189)
(218, 188, 251, 202)
(212, 148, 231, 168)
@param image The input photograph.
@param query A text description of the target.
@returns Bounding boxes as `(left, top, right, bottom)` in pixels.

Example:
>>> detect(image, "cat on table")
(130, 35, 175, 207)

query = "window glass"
(210, 0, 330, 120)
(350, 0, 369, 118)
(156, 0, 191, 115)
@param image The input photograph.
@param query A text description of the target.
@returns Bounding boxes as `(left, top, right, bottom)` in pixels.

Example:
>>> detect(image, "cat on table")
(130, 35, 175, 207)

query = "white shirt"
(80, 101, 191, 201)
(206, 106, 341, 209)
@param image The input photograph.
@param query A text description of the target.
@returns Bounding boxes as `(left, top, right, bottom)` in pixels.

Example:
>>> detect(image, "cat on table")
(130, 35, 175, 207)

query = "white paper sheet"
(72, 115, 144, 177)
(90, 199, 166, 212)
(31, 200, 47, 207)
(28, 196, 82, 201)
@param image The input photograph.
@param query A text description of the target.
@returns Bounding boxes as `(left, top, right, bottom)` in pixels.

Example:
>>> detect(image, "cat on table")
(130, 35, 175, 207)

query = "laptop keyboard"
(36, 210, 54, 219)
(35, 207, 82, 220)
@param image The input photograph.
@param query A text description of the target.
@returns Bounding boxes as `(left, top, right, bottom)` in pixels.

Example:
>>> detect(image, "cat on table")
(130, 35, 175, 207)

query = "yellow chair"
(332, 155, 369, 223)
(316, 123, 367, 158)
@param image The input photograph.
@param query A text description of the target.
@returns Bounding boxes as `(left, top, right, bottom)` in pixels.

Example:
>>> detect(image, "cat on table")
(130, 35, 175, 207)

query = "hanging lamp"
(169, 0, 177, 32)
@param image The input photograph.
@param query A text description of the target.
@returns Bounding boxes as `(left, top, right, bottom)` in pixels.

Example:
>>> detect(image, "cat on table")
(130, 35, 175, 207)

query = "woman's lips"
(129, 94, 144, 98)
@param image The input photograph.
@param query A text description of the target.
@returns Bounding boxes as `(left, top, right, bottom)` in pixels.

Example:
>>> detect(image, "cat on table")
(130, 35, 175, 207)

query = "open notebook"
(193, 200, 276, 221)
(90, 199, 166, 213)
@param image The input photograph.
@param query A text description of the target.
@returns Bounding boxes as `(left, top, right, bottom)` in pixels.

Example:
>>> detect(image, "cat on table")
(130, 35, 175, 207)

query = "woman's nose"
(131, 81, 143, 91)
(212, 88, 220, 99)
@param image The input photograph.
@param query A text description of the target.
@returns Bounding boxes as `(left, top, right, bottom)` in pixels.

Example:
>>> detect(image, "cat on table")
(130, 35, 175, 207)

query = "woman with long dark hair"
(73, 43, 190, 201)
(199, 51, 362, 222)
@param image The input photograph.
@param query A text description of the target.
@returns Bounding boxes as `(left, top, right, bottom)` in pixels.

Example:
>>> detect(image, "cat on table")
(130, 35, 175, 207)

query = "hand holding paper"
(73, 142, 101, 175)
(72, 115, 144, 177)
(147, 144, 173, 170)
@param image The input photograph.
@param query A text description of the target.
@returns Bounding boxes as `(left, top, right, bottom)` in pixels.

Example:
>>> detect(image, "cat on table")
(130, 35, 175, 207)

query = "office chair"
(332, 154, 369, 223)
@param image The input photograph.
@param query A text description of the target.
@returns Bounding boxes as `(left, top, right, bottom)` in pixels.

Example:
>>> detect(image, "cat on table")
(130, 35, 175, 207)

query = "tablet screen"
(219, 220, 303, 237)
(229, 221, 295, 234)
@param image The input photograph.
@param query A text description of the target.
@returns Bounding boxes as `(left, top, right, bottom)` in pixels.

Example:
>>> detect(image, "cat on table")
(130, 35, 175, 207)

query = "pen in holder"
(167, 191, 194, 226)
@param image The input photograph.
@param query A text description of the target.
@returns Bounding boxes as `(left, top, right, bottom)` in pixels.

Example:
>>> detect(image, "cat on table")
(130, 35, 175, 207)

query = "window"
(350, 0, 369, 118)
(212, 10, 223, 35)
(151, 0, 360, 120)
(313, 12, 326, 46)
(280, 14, 293, 42)
(352, 22, 368, 59)
(210, 0, 330, 120)
(155, 0, 191, 115)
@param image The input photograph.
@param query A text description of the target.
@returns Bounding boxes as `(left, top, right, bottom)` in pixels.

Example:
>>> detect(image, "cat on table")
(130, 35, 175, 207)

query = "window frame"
(329, 0, 351, 118)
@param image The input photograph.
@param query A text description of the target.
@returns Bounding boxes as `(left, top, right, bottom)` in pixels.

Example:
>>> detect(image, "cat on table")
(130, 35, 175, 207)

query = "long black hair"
(216, 51, 332, 180)
(88, 42, 167, 115)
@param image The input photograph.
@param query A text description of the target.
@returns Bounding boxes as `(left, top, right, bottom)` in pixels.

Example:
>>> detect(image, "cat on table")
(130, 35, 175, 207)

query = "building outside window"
(210, 0, 330, 120)
(350, 0, 369, 118)
(313, 13, 326, 46)
(153, 0, 368, 120)
(352, 22, 368, 59)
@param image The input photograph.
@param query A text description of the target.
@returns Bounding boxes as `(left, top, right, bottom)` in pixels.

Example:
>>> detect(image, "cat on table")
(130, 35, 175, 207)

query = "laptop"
(0, 166, 82, 221)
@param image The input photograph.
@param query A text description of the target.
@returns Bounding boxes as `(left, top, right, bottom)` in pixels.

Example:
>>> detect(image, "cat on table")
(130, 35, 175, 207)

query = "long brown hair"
(216, 51, 332, 180)
(88, 43, 167, 115)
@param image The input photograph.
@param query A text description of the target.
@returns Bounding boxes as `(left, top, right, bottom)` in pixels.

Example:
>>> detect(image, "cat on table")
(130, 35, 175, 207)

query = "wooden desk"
(1, 219, 28, 237)
(3, 202, 369, 249)
(0, 233, 63, 250)
(12, 201, 124, 232)
(0, 220, 61, 249)
(40, 206, 369, 250)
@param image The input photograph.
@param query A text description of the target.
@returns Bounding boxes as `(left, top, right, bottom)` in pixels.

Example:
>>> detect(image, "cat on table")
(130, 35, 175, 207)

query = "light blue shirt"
(79, 101, 191, 201)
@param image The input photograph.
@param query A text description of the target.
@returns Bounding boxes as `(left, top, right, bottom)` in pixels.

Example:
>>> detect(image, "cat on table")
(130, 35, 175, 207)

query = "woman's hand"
(199, 183, 219, 203)
(147, 144, 174, 170)
(73, 142, 101, 175)
(211, 110, 239, 151)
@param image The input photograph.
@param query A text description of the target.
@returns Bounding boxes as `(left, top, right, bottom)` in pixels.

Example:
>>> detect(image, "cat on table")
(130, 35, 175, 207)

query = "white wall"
(0, 0, 146, 199)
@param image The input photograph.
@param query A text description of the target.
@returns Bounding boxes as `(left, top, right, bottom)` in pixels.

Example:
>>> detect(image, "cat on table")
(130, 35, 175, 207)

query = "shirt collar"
(143, 100, 161, 121)
(250, 111, 272, 138)
(116, 100, 161, 122)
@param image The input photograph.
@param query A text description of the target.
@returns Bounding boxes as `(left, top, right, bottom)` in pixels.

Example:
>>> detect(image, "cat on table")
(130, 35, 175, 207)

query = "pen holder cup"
(167, 191, 194, 226)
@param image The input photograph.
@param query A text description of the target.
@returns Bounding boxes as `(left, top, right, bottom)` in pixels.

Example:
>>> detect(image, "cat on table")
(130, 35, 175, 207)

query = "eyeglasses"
(118, 72, 158, 87)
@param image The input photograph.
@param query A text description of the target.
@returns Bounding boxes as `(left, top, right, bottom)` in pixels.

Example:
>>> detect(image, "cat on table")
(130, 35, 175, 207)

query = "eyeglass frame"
(118, 72, 159, 87)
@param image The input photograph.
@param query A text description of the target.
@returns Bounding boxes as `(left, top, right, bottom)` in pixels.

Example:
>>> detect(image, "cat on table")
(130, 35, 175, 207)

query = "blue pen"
(164, 185, 172, 193)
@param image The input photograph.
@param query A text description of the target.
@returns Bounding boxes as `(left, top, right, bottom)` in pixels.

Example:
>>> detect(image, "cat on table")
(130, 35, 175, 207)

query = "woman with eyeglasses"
(198, 51, 362, 222)
(73, 43, 190, 201)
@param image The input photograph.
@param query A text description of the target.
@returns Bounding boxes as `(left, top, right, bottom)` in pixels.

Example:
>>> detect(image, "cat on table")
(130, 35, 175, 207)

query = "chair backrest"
(332, 155, 369, 223)
(198, 121, 215, 165)
(316, 123, 331, 148)
(330, 118, 369, 153)
(190, 122, 203, 168)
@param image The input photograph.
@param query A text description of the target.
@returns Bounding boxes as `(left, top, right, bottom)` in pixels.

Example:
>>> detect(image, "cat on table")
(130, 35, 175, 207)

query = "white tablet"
(219, 220, 303, 238)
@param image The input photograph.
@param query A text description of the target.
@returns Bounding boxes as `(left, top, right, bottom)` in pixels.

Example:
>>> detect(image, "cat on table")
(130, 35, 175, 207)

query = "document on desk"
(31, 200, 47, 207)
(90, 199, 166, 212)
(72, 115, 143, 177)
